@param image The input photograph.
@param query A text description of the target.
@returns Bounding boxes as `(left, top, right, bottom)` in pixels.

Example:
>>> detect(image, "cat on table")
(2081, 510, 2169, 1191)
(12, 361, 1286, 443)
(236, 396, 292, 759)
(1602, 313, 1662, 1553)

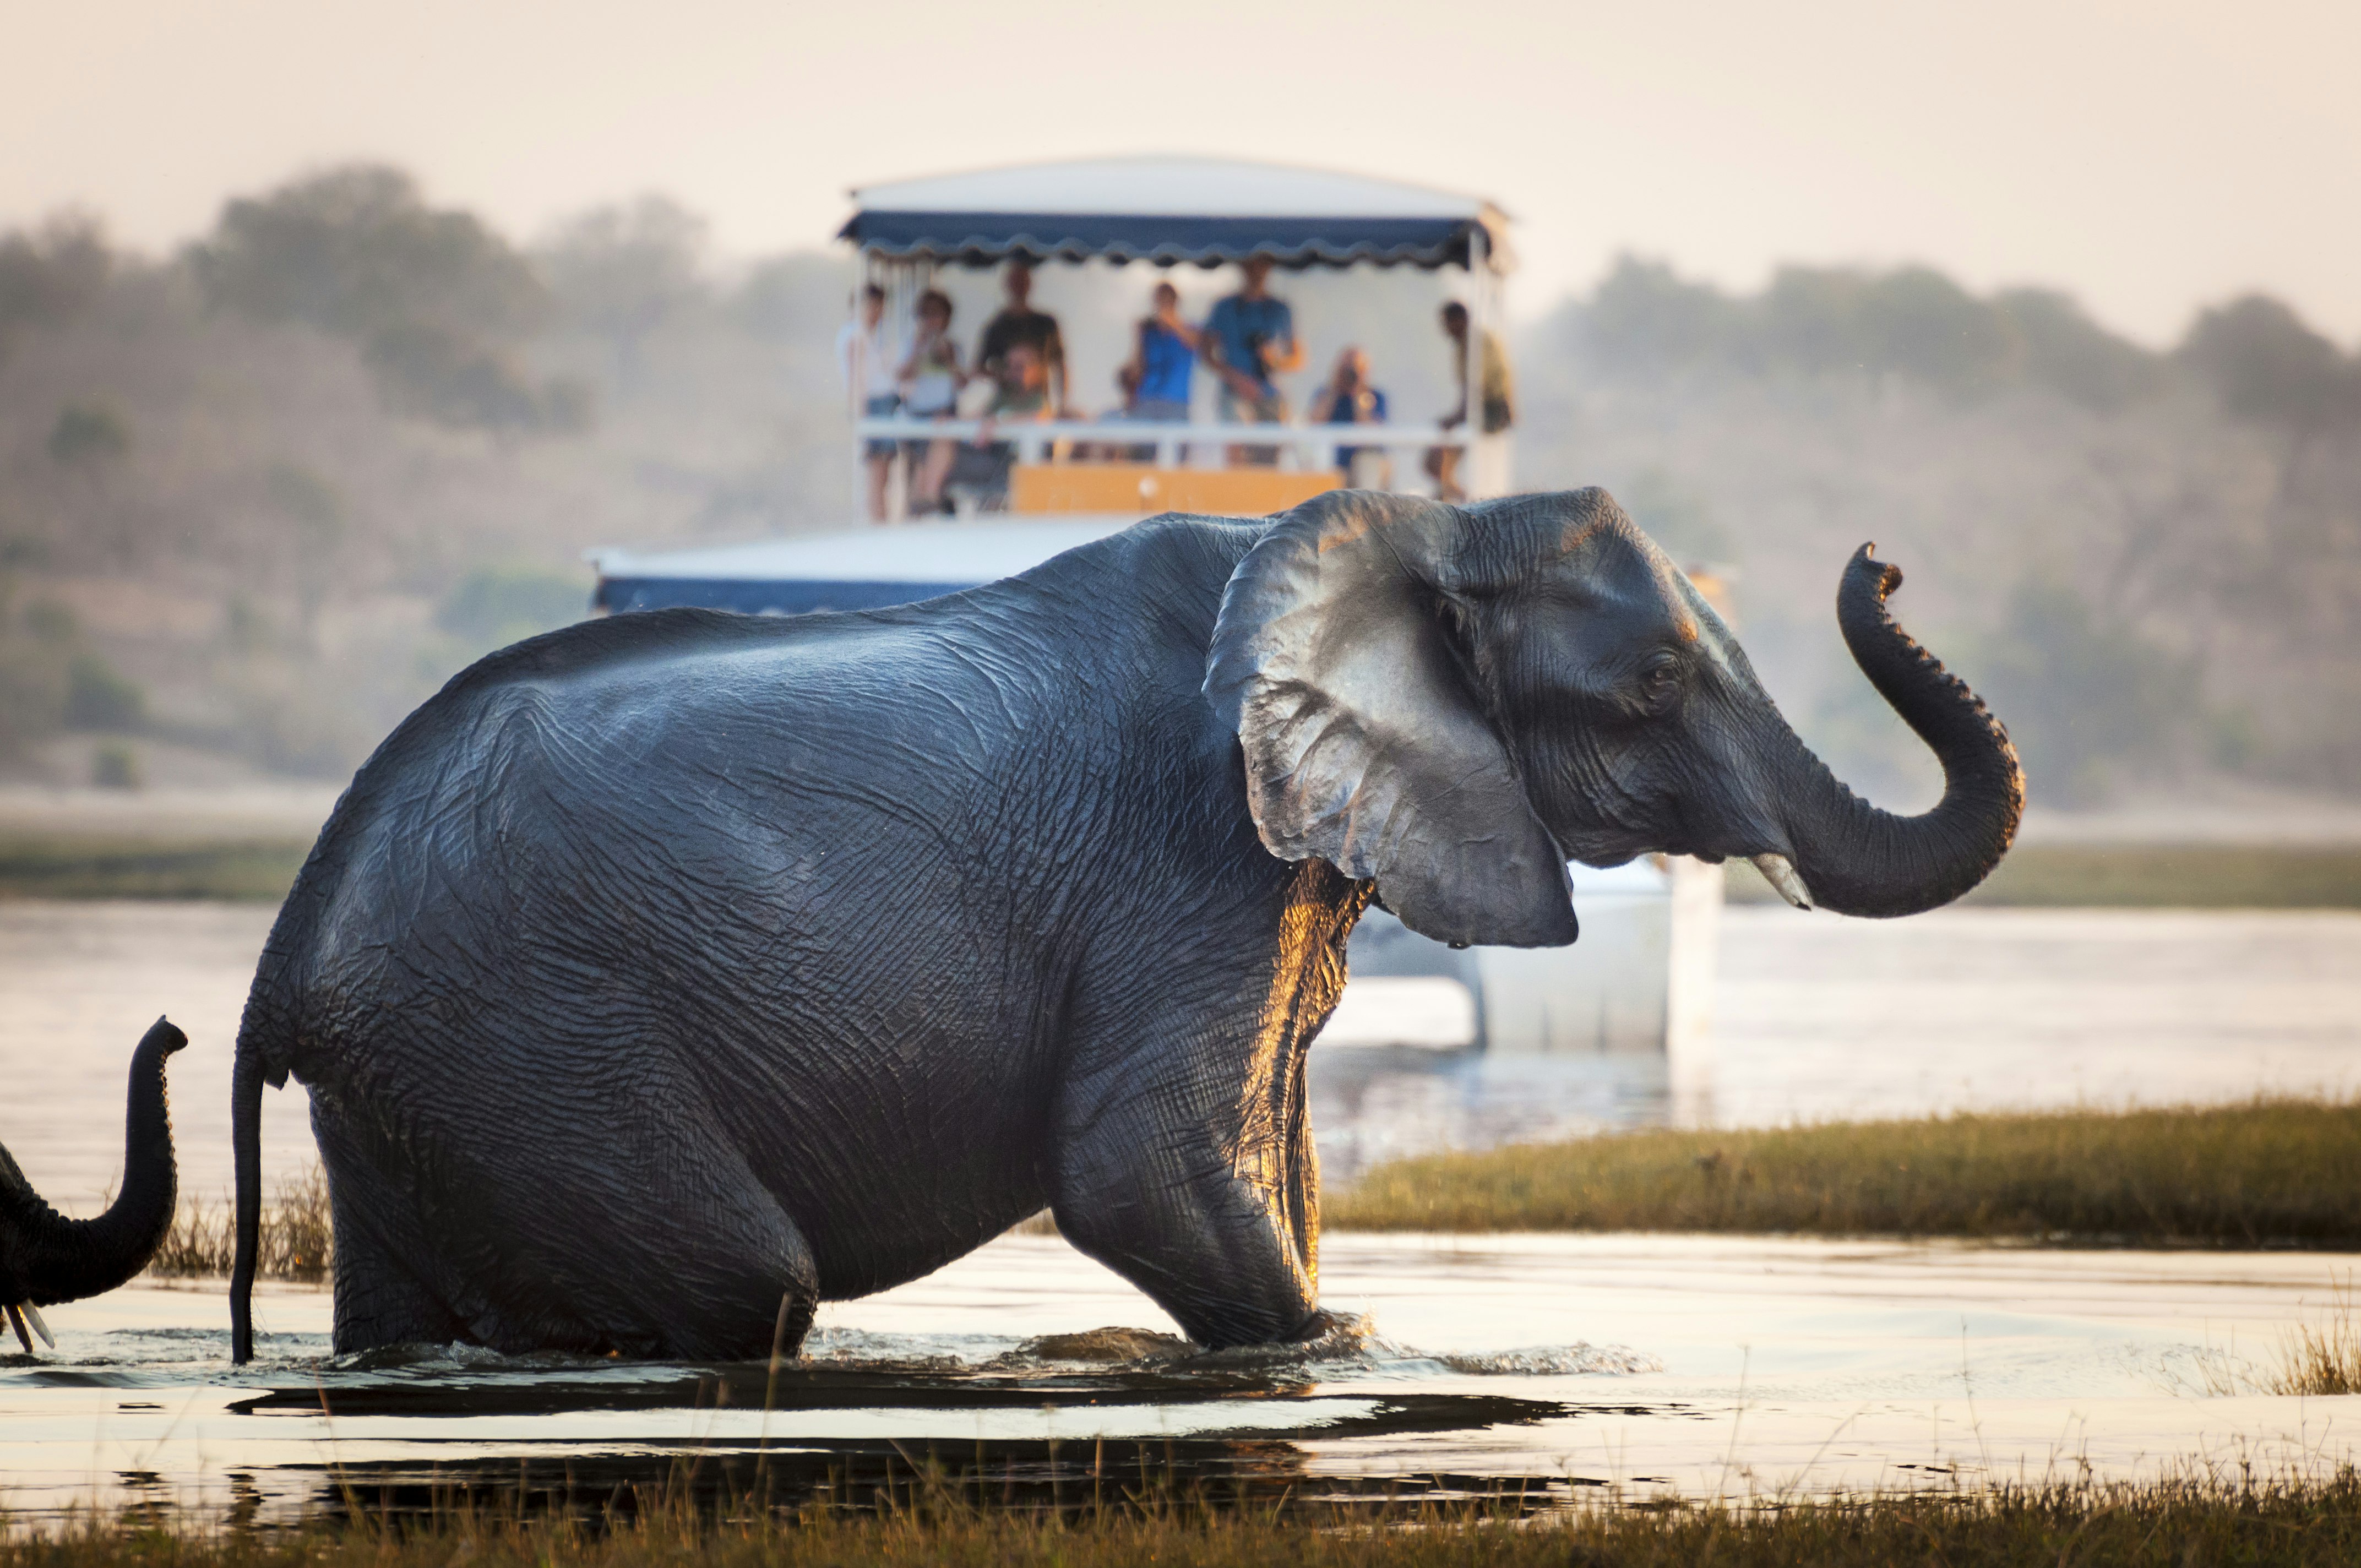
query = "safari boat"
(589, 156, 1717, 1115)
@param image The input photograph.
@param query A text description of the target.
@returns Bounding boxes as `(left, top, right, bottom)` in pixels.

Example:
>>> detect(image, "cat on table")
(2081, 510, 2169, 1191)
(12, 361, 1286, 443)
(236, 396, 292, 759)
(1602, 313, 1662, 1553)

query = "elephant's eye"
(1639, 656, 1684, 715)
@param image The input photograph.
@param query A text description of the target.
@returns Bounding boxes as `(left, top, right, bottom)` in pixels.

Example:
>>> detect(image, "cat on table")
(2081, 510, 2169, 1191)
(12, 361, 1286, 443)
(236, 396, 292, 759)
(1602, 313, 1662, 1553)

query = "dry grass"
(12, 1470, 2361, 1567)
(2266, 1280, 2361, 1397)
(1327, 1101, 2361, 1245)
(149, 1167, 331, 1282)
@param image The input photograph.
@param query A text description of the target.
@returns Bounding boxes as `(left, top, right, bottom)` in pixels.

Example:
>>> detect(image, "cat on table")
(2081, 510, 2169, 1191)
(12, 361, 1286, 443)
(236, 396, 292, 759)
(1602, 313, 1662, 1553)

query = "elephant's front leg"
(1049, 1015, 1328, 1349)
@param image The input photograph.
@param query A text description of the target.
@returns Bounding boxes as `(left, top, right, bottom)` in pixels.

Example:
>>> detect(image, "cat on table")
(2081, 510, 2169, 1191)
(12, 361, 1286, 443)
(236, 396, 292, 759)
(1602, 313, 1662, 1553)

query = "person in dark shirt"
(1202, 255, 1303, 465)
(975, 260, 1069, 413)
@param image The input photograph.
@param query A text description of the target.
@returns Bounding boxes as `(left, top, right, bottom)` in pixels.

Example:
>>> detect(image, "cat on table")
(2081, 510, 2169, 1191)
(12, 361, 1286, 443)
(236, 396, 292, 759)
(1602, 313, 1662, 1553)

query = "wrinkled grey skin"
(2, 1018, 185, 1352)
(230, 489, 2022, 1363)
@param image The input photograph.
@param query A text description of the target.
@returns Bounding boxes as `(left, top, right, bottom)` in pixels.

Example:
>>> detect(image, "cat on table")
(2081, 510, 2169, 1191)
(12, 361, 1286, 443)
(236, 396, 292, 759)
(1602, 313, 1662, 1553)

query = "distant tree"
(730, 252, 850, 341)
(263, 464, 346, 643)
(192, 165, 547, 340)
(1756, 265, 2016, 394)
(1562, 255, 2162, 411)
(1970, 576, 2197, 807)
(539, 195, 709, 384)
(1992, 288, 2162, 412)
(0, 212, 111, 367)
(360, 323, 589, 437)
(190, 165, 586, 438)
(1574, 257, 1742, 377)
(2178, 295, 2361, 438)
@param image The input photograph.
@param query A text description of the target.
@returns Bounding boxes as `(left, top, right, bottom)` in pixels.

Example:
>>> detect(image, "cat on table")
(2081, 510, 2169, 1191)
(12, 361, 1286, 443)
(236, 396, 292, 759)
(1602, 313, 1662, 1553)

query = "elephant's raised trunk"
(2, 1019, 184, 1324)
(1773, 546, 2025, 918)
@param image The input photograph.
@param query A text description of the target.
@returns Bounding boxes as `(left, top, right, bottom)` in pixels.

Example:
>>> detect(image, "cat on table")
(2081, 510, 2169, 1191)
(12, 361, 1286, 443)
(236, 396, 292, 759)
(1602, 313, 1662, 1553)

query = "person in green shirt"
(1425, 301, 1515, 502)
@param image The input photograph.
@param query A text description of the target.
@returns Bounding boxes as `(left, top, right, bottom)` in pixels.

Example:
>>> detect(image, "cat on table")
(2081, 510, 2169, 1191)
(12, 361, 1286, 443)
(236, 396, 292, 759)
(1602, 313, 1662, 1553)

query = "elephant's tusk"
(1751, 854, 1814, 911)
(17, 1300, 53, 1349)
(4, 1304, 30, 1355)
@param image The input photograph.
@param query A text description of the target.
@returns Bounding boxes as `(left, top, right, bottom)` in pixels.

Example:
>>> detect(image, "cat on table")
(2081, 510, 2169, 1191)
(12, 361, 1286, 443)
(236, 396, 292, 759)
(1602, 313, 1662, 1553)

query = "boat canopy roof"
(839, 156, 1510, 272)
(589, 520, 1134, 616)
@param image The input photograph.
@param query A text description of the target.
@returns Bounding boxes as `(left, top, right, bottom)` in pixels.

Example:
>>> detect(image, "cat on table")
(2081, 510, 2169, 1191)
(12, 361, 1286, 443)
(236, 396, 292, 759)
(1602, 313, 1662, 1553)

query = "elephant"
(228, 488, 2021, 1363)
(3, 1017, 186, 1352)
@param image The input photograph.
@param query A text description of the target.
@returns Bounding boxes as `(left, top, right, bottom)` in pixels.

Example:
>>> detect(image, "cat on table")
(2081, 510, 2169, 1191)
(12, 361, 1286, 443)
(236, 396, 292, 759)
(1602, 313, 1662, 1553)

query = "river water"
(3, 900, 2359, 1519)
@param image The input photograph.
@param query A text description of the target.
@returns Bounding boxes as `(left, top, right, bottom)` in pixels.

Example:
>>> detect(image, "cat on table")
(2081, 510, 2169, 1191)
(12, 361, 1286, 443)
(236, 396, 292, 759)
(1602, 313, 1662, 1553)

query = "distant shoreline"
(4, 830, 2357, 907)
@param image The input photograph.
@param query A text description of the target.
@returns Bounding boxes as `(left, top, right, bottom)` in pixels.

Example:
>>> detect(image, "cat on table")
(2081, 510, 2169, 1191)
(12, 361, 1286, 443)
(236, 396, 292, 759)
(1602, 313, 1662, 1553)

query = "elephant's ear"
(1204, 490, 1577, 949)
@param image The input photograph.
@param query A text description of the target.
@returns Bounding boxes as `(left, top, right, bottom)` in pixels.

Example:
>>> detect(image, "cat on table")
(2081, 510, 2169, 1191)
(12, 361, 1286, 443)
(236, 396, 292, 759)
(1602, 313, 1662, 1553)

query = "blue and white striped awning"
(840, 156, 1511, 273)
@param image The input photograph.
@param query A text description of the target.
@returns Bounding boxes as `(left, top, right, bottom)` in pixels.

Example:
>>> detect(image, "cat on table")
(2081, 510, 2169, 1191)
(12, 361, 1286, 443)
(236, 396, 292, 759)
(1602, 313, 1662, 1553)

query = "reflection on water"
(6, 1235, 2359, 1521)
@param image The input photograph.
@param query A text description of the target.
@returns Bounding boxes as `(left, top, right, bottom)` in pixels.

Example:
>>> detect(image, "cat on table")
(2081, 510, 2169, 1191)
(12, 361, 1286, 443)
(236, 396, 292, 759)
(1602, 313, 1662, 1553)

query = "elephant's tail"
(229, 1039, 264, 1364)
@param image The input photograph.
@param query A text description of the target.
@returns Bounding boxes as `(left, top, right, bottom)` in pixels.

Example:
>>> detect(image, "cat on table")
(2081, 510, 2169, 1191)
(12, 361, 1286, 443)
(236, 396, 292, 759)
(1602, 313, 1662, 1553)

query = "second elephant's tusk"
(16, 1300, 52, 1349)
(1752, 854, 1814, 911)
(4, 1304, 29, 1355)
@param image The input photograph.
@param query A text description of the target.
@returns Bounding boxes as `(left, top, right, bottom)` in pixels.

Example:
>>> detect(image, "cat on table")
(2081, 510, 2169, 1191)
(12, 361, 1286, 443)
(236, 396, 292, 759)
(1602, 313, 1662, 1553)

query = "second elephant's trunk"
(3, 1018, 185, 1314)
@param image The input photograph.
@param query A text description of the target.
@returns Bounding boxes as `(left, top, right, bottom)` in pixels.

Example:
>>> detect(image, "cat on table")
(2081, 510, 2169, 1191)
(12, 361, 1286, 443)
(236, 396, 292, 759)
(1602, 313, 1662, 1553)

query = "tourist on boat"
(1425, 300, 1515, 502)
(1311, 346, 1392, 489)
(837, 283, 902, 522)
(1203, 256, 1302, 466)
(975, 260, 1069, 415)
(899, 288, 967, 516)
(946, 339, 1055, 512)
(1122, 281, 1199, 422)
(1108, 280, 1200, 460)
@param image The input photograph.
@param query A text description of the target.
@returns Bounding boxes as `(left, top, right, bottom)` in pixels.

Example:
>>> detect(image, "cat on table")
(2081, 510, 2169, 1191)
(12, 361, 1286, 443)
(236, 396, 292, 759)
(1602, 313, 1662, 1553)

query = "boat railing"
(852, 415, 1472, 472)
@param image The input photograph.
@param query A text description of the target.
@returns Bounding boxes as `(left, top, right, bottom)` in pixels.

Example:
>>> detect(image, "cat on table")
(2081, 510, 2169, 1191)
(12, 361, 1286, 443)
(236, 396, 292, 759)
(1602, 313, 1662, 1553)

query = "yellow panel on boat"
(1009, 465, 1341, 517)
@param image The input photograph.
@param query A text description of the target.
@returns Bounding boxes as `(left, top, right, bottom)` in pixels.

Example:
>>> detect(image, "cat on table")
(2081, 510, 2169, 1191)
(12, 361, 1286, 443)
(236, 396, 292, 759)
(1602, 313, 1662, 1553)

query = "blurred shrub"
(434, 565, 590, 652)
(362, 322, 590, 435)
(90, 741, 142, 789)
(0, 595, 74, 757)
(47, 403, 130, 467)
(65, 651, 145, 730)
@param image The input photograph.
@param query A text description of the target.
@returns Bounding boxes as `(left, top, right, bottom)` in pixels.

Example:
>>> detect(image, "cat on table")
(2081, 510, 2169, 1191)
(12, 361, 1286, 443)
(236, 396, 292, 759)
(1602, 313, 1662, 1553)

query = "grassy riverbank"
(10, 1473, 2361, 1567)
(1328, 1101, 2361, 1246)
(0, 833, 309, 900)
(1722, 840, 2361, 907)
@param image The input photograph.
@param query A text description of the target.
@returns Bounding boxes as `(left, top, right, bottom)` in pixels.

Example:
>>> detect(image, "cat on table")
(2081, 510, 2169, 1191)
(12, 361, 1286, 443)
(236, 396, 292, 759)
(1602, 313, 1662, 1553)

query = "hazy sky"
(6, 0, 2357, 343)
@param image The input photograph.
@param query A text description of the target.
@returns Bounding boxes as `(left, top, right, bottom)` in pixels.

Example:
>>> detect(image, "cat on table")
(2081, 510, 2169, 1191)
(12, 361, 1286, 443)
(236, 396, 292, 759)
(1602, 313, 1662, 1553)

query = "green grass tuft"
(1327, 1101, 2361, 1244)
(0, 834, 309, 901)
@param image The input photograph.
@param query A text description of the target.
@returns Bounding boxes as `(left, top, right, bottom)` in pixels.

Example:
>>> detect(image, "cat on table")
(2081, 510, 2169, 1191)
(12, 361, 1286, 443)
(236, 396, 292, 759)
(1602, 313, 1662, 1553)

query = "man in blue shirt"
(1203, 256, 1303, 465)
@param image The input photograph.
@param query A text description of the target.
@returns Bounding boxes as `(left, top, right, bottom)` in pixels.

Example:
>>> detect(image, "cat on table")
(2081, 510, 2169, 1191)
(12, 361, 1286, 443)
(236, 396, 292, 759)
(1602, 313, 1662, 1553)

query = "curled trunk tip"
(1781, 545, 2025, 919)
